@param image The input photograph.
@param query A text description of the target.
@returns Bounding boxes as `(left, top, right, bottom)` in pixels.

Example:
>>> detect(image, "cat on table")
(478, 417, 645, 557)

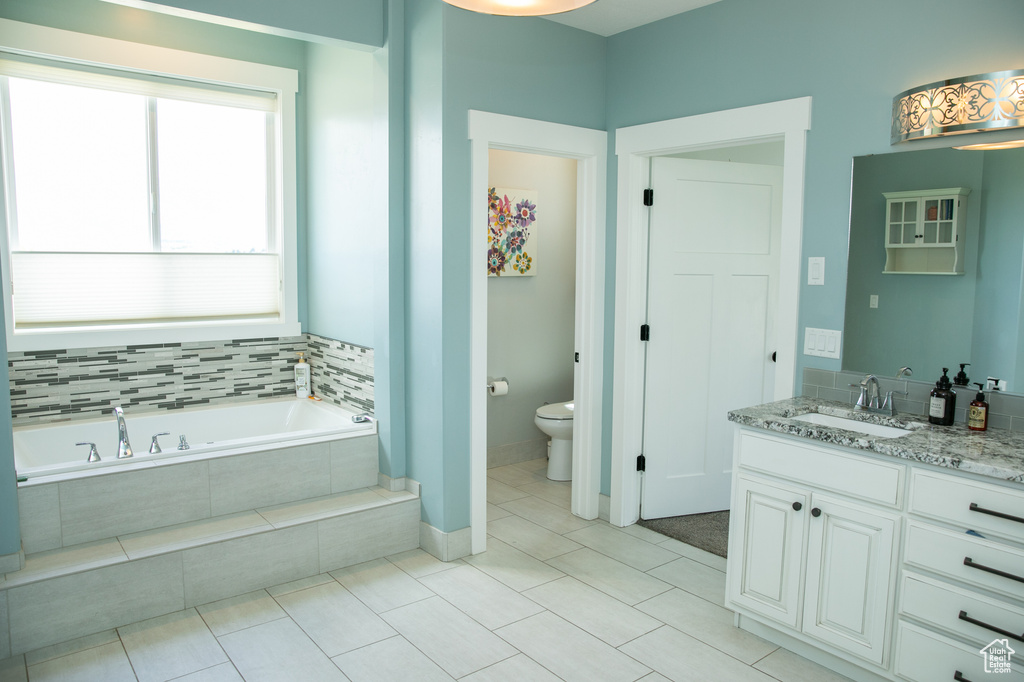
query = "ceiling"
(543, 0, 722, 36)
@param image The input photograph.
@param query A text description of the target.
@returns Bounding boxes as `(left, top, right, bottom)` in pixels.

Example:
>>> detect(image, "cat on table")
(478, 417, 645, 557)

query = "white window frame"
(0, 18, 300, 351)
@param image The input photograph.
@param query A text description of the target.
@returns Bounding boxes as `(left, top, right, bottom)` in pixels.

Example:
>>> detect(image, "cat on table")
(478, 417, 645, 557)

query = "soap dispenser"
(968, 383, 989, 431)
(928, 367, 956, 426)
(953, 363, 971, 386)
(294, 352, 311, 399)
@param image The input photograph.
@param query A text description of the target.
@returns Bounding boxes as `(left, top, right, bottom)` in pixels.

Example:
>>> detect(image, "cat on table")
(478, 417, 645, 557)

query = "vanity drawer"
(737, 431, 904, 507)
(894, 621, 1024, 682)
(904, 522, 1024, 601)
(900, 572, 1024, 648)
(910, 469, 1024, 543)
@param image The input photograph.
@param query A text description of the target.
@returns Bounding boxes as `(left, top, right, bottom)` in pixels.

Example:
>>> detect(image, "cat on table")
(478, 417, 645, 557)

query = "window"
(0, 20, 299, 350)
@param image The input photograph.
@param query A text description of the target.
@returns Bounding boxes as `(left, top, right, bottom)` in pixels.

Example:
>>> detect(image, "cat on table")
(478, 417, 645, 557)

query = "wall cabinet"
(883, 188, 969, 275)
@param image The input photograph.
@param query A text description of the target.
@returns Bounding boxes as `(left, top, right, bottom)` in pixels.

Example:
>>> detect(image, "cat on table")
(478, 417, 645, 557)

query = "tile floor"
(0, 458, 853, 682)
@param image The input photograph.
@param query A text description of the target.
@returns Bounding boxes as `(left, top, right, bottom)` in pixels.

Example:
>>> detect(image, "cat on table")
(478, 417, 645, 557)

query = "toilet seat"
(536, 401, 574, 420)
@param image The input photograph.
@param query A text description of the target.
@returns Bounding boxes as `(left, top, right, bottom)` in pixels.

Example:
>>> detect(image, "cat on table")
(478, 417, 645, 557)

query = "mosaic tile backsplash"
(8, 333, 374, 426)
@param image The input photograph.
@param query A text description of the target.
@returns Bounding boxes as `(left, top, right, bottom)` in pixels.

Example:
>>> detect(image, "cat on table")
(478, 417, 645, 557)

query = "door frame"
(468, 111, 607, 554)
(609, 97, 812, 527)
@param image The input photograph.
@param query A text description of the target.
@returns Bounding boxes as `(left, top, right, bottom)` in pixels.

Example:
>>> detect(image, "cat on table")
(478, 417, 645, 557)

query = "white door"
(641, 157, 782, 519)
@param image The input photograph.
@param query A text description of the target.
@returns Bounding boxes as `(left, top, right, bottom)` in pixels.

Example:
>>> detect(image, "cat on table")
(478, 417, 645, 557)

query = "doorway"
(468, 111, 607, 555)
(485, 149, 577, 474)
(610, 97, 812, 528)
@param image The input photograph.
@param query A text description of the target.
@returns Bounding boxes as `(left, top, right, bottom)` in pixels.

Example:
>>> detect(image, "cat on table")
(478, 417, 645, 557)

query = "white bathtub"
(14, 398, 374, 480)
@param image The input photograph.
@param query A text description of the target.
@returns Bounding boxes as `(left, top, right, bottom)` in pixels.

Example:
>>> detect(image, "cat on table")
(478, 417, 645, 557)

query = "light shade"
(891, 69, 1024, 145)
(441, 0, 596, 17)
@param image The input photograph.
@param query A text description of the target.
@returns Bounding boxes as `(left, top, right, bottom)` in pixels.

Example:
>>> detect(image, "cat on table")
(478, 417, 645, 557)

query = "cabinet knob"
(792, 502, 802, 511)
(811, 507, 822, 517)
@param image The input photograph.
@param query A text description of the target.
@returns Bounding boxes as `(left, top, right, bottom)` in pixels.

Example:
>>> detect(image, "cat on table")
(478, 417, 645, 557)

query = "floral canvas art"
(487, 187, 538, 276)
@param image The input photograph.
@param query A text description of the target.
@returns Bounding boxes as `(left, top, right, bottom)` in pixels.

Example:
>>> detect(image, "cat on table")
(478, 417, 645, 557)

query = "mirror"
(843, 146, 1024, 394)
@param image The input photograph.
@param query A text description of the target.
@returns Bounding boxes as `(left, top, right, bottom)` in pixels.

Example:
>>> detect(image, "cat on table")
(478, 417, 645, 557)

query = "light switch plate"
(804, 327, 842, 359)
(808, 257, 825, 286)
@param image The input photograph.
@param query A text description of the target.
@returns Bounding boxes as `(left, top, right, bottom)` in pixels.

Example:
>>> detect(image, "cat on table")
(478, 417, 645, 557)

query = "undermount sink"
(791, 412, 913, 439)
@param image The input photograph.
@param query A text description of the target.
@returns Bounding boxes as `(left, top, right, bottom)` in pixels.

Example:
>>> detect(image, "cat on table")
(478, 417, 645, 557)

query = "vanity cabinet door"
(802, 493, 899, 666)
(727, 474, 808, 629)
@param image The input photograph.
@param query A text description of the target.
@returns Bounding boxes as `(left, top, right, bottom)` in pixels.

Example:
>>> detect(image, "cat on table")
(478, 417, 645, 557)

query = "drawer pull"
(954, 672, 973, 682)
(957, 609, 1024, 642)
(969, 502, 1024, 525)
(963, 557, 1024, 584)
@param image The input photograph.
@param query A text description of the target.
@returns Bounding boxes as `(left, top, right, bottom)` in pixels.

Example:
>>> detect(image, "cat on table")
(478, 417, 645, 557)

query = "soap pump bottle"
(968, 383, 989, 431)
(928, 367, 956, 426)
(953, 363, 971, 386)
(294, 352, 311, 399)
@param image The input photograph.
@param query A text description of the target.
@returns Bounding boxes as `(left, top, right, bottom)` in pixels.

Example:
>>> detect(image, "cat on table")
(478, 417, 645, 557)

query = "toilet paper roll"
(488, 380, 509, 396)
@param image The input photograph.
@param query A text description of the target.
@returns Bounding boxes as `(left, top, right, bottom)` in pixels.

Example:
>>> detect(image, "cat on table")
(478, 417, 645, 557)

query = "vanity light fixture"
(891, 68, 1024, 147)
(440, 0, 596, 17)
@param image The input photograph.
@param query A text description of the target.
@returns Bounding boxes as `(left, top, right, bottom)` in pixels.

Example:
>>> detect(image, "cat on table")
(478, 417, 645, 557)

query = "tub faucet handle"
(177, 435, 190, 451)
(150, 432, 170, 454)
(76, 442, 101, 463)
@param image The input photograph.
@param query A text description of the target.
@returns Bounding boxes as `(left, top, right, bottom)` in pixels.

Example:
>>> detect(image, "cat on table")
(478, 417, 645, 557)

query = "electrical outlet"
(986, 377, 1008, 392)
(869, 295, 878, 309)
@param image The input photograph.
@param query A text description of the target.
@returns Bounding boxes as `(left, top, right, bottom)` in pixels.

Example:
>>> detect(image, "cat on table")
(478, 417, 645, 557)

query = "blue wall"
(403, 1, 606, 531)
(601, 0, 1024, 493)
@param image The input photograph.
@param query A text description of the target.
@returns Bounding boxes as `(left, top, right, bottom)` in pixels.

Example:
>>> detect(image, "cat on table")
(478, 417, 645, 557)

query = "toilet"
(534, 401, 574, 481)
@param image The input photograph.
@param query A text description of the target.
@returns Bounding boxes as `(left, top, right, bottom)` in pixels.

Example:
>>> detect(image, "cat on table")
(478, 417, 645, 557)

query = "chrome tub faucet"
(113, 406, 134, 459)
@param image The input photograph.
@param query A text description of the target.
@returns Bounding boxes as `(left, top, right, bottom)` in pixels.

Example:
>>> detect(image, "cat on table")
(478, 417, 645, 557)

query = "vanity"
(726, 398, 1024, 682)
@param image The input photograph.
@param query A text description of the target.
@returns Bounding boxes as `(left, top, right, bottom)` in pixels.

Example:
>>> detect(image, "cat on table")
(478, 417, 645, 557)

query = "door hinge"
(643, 188, 654, 207)
(574, 352, 580, 363)
(640, 324, 650, 341)
(636, 454, 646, 472)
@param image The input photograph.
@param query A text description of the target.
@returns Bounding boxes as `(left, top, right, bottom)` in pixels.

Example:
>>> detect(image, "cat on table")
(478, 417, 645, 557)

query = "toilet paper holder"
(486, 377, 509, 393)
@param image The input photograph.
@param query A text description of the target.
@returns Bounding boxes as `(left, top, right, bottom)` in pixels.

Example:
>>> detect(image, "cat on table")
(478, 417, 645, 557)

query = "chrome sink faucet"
(113, 406, 134, 459)
(855, 374, 881, 411)
(852, 367, 912, 416)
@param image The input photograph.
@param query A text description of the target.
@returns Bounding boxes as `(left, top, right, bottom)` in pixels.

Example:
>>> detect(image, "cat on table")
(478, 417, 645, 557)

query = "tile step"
(4, 485, 418, 589)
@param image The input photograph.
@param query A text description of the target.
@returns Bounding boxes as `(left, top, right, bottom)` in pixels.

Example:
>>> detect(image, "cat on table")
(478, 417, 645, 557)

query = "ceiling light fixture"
(891, 68, 1024, 147)
(441, 0, 596, 17)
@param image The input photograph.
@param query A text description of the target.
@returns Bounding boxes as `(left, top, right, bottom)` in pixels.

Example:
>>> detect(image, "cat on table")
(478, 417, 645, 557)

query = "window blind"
(11, 252, 280, 328)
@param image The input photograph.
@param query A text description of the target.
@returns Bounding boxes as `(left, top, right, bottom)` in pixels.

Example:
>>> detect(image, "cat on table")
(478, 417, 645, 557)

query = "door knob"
(811, 507, 822, 517)
(792, 501, 802, 511)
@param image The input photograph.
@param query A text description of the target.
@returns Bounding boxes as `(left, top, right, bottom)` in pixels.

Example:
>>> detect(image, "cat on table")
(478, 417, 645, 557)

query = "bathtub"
(14, 397, 374, 481)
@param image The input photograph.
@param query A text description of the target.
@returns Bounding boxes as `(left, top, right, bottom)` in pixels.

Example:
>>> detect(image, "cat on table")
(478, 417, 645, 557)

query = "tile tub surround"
(729, 396, 1024, 483)
(17, 433, 380, 554)
(8, 333, 374, 426)
(0, 431, 422, 654)
(306, 334, 374, 415)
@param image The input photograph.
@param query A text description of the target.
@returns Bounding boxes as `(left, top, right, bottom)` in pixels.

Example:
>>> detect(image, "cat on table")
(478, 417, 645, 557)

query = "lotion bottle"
(294, 352, 311, 399)
(968, 383, 989, 431)
(928, 367, 956, 426)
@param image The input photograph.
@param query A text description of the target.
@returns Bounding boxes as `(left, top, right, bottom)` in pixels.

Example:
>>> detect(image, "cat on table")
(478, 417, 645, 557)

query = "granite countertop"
(728, 397, 1024, 484)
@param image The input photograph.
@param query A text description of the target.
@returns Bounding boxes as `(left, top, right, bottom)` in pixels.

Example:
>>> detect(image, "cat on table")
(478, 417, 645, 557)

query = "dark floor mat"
(638, 510, 729, 558)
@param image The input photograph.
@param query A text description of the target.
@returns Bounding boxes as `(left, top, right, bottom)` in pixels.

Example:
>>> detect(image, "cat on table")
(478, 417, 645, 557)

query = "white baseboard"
(419, 522, 472, 562)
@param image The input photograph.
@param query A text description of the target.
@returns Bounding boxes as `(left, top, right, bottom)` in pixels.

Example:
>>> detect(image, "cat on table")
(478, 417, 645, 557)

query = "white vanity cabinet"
(883, 188, 969, 275)
(727, 423, 1024, 682)
(727, 430, 903, 670)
